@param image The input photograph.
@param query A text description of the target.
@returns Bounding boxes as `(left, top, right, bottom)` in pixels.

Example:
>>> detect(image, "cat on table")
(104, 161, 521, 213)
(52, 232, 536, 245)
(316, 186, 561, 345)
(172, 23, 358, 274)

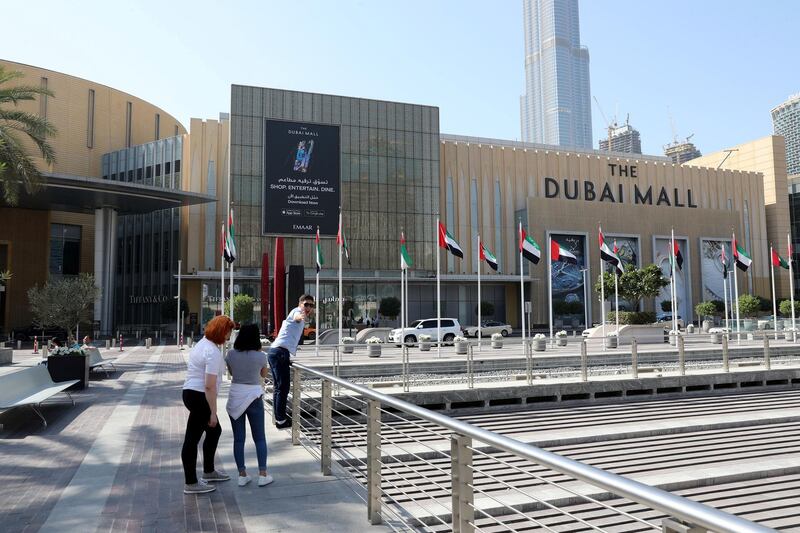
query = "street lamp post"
(176, 259, 182, 347)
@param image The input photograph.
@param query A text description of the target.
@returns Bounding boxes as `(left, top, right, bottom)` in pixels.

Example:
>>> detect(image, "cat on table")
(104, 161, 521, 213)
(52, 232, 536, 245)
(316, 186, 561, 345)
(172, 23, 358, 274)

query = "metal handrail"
(293, 361, 774, 533)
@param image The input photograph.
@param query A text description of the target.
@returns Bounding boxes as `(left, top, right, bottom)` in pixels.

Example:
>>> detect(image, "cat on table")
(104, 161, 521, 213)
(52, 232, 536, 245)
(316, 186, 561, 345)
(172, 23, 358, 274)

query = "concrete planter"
(0, 348, 11, 365)
(743, 318, 755, 331)
(47, 354, 89, 390)
(669, 333, 679, 346)
(533, 339, 546, 352)
(710, 332, 722, 344)
(605, 336, 618, 349)
(786, 331, 796, 342)
(455, 342, 468, 355)
(491, 340, 503, 349)
(556, 337, 567, 347)
(702, 320, 712, 333)
(367, 344, 382, 357)
(342, 343, 354, 354)
(419, 342, 431, 351)
(775, 319, 784, 330)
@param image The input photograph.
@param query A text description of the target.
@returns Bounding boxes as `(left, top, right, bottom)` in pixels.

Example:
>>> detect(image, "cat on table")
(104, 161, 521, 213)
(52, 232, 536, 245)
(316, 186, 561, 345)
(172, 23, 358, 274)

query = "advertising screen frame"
(262, 118, 341, 238)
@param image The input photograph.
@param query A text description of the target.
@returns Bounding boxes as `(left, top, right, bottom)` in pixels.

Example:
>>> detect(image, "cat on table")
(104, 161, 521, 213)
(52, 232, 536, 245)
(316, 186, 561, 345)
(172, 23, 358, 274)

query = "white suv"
(389, 318, 462, 346)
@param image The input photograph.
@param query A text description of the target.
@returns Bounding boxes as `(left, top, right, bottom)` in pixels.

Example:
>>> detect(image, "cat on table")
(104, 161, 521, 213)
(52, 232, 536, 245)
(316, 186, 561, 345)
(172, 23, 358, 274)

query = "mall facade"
(179, 85, 786, 334)
(1, 60, 792, 336)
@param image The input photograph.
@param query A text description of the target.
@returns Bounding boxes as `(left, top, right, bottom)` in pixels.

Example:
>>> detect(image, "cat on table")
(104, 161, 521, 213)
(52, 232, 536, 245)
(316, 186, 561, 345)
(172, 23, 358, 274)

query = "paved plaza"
(0, 344, 388, 533)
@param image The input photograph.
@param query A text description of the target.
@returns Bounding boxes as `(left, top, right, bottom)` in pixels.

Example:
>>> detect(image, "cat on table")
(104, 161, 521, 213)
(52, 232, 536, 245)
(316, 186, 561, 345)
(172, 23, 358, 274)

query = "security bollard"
(110, 338, 115, 349)
(17, 340, 21, 350)
(631, 338, 638, 378)
(33, 336, 38, 354)
(42, 346, 49, 359)
(119, 334, 124, 352)
(722, 334, 729, 372)
(678, 335, 686, 376)
(764, 336, 771, 370)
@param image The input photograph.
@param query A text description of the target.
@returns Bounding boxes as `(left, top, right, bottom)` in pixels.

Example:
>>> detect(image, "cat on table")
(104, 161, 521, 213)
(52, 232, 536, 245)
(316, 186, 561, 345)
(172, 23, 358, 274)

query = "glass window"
(494, 181, 503, 270)
(49, 224, 81, 276)
(471, 179, 479, 269)
(446, 176, 455, 273)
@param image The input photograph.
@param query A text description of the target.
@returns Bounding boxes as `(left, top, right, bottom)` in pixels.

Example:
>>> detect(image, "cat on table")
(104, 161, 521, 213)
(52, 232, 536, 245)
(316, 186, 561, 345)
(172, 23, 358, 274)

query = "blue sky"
(3, 0, 798, 156)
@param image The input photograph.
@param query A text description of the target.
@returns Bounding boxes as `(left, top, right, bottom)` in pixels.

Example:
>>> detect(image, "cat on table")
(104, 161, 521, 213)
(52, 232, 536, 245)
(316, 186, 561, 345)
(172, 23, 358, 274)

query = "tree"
(595, 264, 669, 309)
(695, 301, 717, 320)
(161, 297, 190, 323)
(737, 294, 761, 317)
(224, 294, 254, 324)
(27, 274, 100, 339)
(476, 300, 495, 317)
(660, 299, 672, 312)
(0, 66, 57, 205)
(379, 296, 401, 319)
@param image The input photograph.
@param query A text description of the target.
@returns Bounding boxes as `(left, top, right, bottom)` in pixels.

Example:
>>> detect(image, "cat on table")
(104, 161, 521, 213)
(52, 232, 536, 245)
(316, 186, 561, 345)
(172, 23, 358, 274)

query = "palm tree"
(0, 66, 56, 205)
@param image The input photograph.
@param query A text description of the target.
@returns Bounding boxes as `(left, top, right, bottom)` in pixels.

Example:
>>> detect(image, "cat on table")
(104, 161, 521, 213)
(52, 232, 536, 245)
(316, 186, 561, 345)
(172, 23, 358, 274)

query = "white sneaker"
(238, 475, 252, 487)
(258, 474, 274, 487)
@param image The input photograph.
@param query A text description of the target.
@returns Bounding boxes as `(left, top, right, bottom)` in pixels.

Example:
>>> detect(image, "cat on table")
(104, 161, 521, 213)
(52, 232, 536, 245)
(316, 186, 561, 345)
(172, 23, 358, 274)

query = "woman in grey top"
(225, 324, 273, 487)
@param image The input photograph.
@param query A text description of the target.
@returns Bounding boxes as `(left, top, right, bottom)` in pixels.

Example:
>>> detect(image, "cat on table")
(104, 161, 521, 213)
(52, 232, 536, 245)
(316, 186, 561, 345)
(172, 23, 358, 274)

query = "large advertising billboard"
(263, 119, 340, 236)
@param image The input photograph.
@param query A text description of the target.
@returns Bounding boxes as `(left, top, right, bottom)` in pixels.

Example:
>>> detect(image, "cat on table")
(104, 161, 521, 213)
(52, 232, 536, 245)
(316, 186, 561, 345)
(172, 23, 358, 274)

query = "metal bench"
(86, 348, 116, 376)
(0, 365, 78, 427)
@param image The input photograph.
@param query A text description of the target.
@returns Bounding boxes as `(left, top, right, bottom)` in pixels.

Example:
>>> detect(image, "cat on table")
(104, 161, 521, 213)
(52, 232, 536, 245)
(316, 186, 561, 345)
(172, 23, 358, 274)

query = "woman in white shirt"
(181, 315, 235, 494)
(225, 324, 273, 487)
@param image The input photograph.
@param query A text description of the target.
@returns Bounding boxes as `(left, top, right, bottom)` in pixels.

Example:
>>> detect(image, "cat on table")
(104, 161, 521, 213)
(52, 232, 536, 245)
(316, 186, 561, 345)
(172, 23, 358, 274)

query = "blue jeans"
(267, 347, 291, 422)
(229, 396, 267, 473)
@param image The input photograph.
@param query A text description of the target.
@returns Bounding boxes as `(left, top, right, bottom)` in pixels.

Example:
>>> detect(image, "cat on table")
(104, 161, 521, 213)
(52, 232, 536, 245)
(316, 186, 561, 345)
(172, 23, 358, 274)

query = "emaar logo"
(293, 224, 312, 231)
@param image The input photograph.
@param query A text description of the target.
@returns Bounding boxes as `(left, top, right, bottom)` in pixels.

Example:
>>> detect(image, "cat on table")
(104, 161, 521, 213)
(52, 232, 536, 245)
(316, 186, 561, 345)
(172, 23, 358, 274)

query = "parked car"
(656, 313, 685, 329)
(389, 318, 462, 346)
(463, 320, 512, 338)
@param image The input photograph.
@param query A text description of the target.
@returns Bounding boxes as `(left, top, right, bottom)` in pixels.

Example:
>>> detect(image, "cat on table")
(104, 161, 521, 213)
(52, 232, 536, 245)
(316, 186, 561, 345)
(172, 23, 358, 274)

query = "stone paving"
(0, 343, 388, 533)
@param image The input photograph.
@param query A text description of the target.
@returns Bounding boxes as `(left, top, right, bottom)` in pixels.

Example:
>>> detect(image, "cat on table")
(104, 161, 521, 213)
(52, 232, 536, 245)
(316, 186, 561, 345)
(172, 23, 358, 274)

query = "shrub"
(476, 301, 495, 316)
(490, 332, 503, 340)
(711, 300, 725, 313)
(607, 311, 657, 325)
(660, 300, 672, 312)
(454, 335, 468, 342)
(365, 336, 383, 344)
(779, 299, 800, 317)
(418, 334, 431, 341)
(695, 301, 717, 320)
(378, 297, 401, 319)
(737, 294, 761, 317)
(555, 330, 567, 337)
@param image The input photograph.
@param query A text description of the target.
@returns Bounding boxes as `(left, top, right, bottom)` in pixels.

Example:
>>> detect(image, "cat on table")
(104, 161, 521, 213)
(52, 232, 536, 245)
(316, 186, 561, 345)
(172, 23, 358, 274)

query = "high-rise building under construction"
(598, 121, 642, 154)
(772, 93, 800, 175)
(664, 140, 702, 165)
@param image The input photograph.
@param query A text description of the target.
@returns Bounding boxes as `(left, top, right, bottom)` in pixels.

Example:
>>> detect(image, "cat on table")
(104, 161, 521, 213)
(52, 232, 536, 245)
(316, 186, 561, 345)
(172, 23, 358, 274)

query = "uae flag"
(224, 208, 237, 264)
(519, 223, 541, 264)
(438, 222, 463, 258)
(599, 230, 622, 273)
(672, 240, 684, 271)
(612, 241, 625, 276)
(734, 240, 752, 272)
(721, 247, 729, 280)
(480, 240, 499, 271)
(550, 239, 578, 265)
(400, 232, 413, 270)
(336, 222, 351, 264)
(772, 248, 790, 270)
(315, 228, 324, 273)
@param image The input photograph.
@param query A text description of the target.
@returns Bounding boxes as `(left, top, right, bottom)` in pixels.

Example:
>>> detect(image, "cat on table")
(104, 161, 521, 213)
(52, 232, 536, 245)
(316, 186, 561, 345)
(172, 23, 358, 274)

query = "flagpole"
(790, 232, 797, 341)
(230, 248, 234, 322)
(723, 253, 729, 332)
(733, 232, 741, 343)
(338, 211, 343, 349)
(477, 235, 482, 350)
(614, 268, 619, 335)
(670, 229, 677, 335)
(519, 223, 526, 348)
(401, 258, 405, 346)
(220, 223, 225, 315)
(548, 236, 554, 343)
(436, 218, 441, 357)
(771, 244, 778, 340)
(316, 226, 320, 357)
(600, 227, 606, 342)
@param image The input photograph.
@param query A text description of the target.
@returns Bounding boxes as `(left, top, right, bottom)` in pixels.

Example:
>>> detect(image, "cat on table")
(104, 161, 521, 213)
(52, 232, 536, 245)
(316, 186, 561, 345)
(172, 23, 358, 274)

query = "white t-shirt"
(183, 337, 224, 393)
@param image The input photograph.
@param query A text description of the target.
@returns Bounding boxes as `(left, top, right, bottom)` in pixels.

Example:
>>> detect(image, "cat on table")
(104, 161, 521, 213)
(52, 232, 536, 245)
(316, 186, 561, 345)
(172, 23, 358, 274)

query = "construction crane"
(593, 96, 616, 153)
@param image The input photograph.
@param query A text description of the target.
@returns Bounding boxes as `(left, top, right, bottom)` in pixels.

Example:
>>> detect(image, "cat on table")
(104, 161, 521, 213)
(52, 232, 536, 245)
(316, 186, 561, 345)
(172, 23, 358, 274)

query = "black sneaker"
(275, 417, 292, 429)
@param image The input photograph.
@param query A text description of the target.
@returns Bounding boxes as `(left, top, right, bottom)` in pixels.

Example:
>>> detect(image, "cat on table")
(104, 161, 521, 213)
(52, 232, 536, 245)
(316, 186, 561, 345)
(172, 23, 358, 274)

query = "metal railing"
(284, 361, 775, 532)
(307, 330, 800, 394)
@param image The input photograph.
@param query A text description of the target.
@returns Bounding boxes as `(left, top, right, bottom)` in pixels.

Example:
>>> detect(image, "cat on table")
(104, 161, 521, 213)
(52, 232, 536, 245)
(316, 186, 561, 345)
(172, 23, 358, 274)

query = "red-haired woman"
(181, 315, 235, 494)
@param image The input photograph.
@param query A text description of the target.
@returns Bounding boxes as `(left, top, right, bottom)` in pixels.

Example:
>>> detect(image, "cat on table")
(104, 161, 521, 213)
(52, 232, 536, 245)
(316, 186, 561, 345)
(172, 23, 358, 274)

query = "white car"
(389, 318, 462, 346)
(463, 320, 512, 338)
